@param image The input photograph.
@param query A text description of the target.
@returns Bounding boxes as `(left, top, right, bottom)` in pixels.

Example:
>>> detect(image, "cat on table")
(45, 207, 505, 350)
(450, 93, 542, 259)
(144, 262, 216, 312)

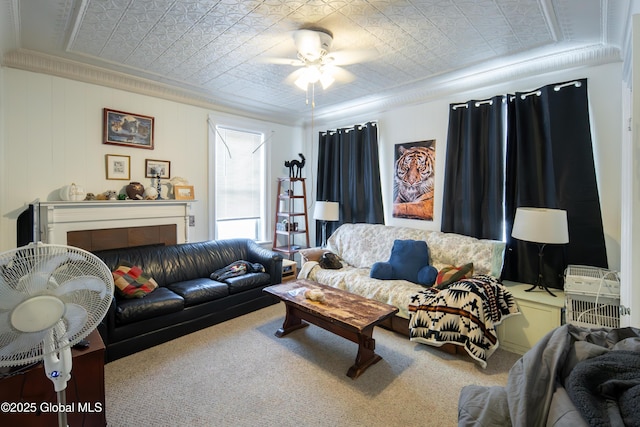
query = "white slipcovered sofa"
(299, 223, 519, 367)
(299, 223, 506, 320)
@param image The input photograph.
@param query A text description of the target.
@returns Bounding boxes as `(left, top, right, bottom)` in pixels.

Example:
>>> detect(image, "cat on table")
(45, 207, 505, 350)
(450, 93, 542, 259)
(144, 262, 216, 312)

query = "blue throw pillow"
(370, 239, 437, 286)
(371, 261, 393, 279)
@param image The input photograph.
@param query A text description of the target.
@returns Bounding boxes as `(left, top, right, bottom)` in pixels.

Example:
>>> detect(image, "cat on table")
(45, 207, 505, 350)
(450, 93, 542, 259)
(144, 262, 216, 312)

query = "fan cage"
(0, 243, 113, 367)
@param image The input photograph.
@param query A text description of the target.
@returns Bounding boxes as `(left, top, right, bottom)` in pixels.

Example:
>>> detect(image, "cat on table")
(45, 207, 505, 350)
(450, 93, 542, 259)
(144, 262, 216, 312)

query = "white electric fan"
(0, 242, 114, 427)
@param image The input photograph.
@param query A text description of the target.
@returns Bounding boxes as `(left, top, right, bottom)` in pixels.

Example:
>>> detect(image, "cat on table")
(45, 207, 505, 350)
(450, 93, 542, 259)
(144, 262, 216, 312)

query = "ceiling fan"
(266, 27, 376, 97)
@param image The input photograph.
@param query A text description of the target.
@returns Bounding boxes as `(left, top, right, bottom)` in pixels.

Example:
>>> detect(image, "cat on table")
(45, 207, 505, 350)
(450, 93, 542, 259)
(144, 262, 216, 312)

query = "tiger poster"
(392, 140, 435, 221)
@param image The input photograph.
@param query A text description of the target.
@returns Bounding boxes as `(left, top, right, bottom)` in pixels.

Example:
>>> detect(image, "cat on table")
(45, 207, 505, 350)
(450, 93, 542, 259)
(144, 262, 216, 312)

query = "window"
(213, 125, 266, 241)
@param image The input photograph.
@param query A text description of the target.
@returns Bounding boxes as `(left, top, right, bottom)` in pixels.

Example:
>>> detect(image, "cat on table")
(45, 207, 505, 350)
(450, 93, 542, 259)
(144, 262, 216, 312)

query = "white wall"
(0, 68, 302, 252)
(0, 63, 627, 318)
(309, 62, 623, 272)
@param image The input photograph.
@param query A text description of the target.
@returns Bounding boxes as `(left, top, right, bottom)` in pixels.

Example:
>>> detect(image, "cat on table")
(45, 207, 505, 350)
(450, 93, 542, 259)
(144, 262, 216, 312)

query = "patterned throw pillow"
(112, 262, 158, 299)
(434, 263, 474, 290)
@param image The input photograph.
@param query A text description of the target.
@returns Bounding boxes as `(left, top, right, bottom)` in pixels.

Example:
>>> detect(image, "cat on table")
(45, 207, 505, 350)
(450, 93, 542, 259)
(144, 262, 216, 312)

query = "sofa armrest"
(245, 240, 283, 284)
(299, 247, 331, 264)
(98, 296, 117, 346)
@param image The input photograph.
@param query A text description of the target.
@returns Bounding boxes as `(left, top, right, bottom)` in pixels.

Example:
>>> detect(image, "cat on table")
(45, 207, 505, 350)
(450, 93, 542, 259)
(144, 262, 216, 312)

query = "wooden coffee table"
(264, 279, 399, 379)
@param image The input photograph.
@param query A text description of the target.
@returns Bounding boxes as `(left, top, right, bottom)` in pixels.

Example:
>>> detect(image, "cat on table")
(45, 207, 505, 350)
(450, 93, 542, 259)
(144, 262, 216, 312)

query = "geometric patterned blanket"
(408, 275, 520, 368)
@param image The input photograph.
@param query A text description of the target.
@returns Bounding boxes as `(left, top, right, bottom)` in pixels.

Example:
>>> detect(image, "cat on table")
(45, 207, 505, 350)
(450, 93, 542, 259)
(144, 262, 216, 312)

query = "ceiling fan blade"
(258, 57, 304, 66)
(325, 49, 378, 66)
(53, 276, 109, 299)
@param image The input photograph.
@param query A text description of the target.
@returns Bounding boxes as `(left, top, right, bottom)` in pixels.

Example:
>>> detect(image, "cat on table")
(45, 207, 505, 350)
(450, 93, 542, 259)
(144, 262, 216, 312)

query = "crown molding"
(2, 43, 622, 128)
(1, 49, 296, 125)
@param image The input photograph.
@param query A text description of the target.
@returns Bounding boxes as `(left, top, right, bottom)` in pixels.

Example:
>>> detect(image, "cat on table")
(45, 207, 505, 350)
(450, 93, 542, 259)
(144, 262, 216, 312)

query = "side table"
(281, 258, 298, 282)
(498, 281, 565, 354)
(0, 329, 106, 427)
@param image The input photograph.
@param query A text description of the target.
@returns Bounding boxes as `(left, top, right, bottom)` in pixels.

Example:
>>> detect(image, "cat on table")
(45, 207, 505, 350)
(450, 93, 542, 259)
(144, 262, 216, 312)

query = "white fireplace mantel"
(39, 200, 194, 245)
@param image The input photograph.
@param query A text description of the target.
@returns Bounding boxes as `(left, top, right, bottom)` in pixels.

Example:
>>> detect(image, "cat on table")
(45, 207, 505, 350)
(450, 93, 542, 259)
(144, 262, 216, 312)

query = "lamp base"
(524, 281, 557, 297)
(523, 244, 557, 297)
(320, 221, 328, 248)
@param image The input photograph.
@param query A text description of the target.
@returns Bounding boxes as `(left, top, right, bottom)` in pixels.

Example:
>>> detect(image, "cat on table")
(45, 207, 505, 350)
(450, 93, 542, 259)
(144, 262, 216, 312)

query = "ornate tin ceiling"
(0, 0, 631, 123)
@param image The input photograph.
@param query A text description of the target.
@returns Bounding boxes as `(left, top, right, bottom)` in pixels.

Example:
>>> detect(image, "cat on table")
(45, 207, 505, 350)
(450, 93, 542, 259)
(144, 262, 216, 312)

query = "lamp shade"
(511, 207, 569, 244)
(313, 201, 339, 221)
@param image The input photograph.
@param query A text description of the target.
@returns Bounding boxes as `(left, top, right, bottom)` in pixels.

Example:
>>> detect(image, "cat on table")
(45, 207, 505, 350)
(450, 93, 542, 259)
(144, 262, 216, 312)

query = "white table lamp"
(511, 207, 569, 296)
(313, 201, 339, 248)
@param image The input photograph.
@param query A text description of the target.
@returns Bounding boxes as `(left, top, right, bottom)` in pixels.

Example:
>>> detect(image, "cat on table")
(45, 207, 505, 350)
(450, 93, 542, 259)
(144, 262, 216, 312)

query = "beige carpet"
(105, 304, 520, 426)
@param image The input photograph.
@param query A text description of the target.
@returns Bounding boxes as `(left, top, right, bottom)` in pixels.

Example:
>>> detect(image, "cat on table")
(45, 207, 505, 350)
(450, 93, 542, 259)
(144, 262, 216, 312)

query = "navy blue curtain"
(316, 122, 384, 246)
(441, 96, 506, 240)
(502, 79, 608, 288)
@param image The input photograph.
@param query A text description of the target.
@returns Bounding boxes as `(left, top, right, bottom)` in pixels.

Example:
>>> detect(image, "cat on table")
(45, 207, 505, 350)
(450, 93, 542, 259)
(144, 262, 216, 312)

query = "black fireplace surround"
(93, 239, 283, 362)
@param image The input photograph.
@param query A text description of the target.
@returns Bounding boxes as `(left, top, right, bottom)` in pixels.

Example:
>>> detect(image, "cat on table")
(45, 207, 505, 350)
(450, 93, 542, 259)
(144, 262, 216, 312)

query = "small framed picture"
(105, 154, 131, 180)
(145, 159, 171, 178)
(104, 108, 154, 149)
(174, 185, 194, 200)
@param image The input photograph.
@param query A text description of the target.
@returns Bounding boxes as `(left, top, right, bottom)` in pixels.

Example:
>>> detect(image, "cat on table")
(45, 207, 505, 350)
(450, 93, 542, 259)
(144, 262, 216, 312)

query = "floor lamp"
(313, 201, 339, 248)
(511, 207, 569, 297)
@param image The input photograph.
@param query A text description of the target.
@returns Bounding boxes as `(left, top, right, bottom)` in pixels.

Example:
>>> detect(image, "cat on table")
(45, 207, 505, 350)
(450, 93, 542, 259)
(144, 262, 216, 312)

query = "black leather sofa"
(93, 239, 282, 362)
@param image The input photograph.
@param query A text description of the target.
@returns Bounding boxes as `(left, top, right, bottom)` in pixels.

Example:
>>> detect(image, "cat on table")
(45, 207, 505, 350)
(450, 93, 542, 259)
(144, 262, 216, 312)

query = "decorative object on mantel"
(126, 182, 145, 200)
(105, 154, 131, 180)
(96, 190, 117, 200)
(104, 108, 154, 150)
(169, 176, 189, 198)
(155, 173, 163, 200)
(174, 185, 195, 200)
(59, 183, 86, 201)
(143, 187, 158, 200)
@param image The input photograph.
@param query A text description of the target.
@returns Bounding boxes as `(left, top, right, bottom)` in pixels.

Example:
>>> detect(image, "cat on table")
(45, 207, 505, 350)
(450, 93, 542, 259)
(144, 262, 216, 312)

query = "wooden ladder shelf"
(273, 177, 310, 259)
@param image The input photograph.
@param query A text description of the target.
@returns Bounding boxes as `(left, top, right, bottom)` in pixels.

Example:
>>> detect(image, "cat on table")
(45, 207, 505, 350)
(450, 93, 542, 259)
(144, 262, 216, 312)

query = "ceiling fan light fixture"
(306, 65, 322, 83)
(295, 65, 330, 91)
(294, 74, 310, 91)
(320, 73, 335, 90)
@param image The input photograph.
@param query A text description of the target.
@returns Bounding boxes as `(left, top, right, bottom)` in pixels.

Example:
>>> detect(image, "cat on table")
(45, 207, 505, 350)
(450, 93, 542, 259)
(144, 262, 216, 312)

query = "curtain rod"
(520, 90, 541, 100)
(554, 80, 582, 91)
(456, 80, 584, 105)
(520, 80, 582, 99)
(451, 96, 504, 110)
(320, 120, 378, 135)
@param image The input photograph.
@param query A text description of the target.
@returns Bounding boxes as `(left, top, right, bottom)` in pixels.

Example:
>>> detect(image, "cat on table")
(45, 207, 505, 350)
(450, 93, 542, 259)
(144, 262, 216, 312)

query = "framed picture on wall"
(392, 139, 436, 221)
(174, 185, 194, 200)
(105, 154, 131, 180)
(103, 108, 154, 149)
(145, 159, 171, 178)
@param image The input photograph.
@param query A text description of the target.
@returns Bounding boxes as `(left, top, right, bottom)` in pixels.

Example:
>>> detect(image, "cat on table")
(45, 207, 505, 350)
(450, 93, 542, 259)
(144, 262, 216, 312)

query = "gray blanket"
(459, 325, 640, 427)
(566, 350, 640, 427)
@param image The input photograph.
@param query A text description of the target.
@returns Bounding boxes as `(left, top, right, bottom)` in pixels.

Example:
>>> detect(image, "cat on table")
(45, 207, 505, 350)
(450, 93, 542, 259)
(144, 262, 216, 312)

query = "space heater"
(564, 265, 620, 328)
